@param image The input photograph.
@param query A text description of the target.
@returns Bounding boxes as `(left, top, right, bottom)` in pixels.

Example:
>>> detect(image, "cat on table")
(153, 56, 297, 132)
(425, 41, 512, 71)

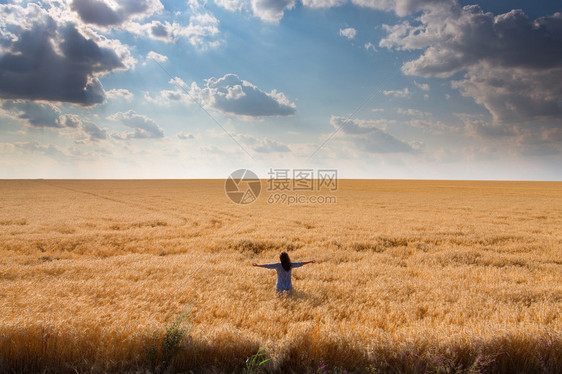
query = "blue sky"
(0, 0, 561, 179)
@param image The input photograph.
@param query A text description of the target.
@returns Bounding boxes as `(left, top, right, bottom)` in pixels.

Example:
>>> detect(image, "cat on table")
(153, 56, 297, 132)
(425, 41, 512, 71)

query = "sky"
(0, 0, 561, 180)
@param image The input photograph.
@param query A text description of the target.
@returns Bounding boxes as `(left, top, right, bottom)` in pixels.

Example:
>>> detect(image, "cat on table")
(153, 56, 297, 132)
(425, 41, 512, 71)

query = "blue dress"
(264, 262, 304, 291)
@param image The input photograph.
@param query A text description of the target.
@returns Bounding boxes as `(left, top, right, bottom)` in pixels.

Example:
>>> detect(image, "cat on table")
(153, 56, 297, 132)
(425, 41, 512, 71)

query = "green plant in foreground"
(146, 308, 191, 367)
(245, 347, 271, 373)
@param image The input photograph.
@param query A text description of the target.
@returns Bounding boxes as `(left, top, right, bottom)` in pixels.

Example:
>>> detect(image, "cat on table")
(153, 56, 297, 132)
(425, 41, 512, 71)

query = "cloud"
(330, 116, 413, 153)
(383, 88, 410, 98)
(407, 119, 457, 135)
(106, 89, 133, 100)
(14, 141, 68, 158)
(543, 128, 562, 143)
(147, 51, 168, 63)
(82, 121, 108, 141)
(214, 0, 295, 23)
(414, 81, 429, 91)
(0, 3, 131, 106)
(303, 0, 347, 8)
(1, 101, 63, 128)
(218, 0, 444, 24)
(451, 66, 562, 123)
(215, 0, 452, 23)
(364, 42, 377, 51)
(169, 74, 296, 118)
(0, 143, 16, 153)
(351, 0, 454, 17)
(128, 15, 220, 49)
(214, 0, 246, 12)
(0, 100, 111, 142)
(238, 134, 291, 153)
(70, 0, 163, 27)
(339, 27, 357, 39)
(61, 114, 81, 128)
(110, 110, 164, 139)
(250, 0, 295, 23)
(380, 3, 562, 123)
(254, 139, 290, 153)
(177, 131, 195, 140)
(397, 108, 430, 117)
(456, 113, 516, 138)
(175, 11, 220, 49)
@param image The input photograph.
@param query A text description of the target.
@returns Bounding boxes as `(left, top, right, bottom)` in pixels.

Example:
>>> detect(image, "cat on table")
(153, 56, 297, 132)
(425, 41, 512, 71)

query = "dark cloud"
(111, 110, 164, 139)
(381, 3, 562, 123)
(71, 0, 162, 27)
(0, 7, 128, 106)
(451, 66, 562, 123)
(150, 21, 169, 38)
(330, 116, 413, 153)
(1, 101, 63, 128)
(61, 114, 81, 128)
(393, 8, 562, 76)
(185, 74, 296, 118)
(1, 100, 108, 142)
(82, 121, 108, 140)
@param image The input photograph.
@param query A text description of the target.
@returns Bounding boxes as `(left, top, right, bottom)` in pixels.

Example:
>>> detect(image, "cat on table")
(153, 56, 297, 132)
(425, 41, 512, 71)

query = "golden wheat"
(0, 179, 560, 373)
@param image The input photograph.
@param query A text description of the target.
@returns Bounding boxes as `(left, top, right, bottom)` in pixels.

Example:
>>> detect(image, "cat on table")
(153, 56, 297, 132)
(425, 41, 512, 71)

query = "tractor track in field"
(36, 180, 256, 233)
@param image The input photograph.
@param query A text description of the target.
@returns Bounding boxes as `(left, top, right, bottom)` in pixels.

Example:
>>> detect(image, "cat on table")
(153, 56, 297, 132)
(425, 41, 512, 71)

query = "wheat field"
(0, 179, 561, 373)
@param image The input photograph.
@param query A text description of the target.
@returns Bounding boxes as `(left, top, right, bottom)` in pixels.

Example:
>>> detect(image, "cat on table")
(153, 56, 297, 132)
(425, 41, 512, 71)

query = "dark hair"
(280, 252, 291, 272)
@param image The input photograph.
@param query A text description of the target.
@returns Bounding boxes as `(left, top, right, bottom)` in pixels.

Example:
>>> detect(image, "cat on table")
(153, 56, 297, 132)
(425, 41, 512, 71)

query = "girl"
(253, 252, 315, 292)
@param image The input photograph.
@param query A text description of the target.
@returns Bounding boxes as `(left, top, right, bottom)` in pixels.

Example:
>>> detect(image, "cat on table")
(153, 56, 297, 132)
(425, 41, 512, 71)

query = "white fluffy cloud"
(146, 51, 168, 63)
(303, 0, 347, 8)
(414, 81, 429, 91)
(380, 3, 562, 123)
(106, 89, 133, 100)
(339, 27, 357, 39)
(364, 42, 377, 51)
(351, 0, 454, 17)
(214, 0, 246, 11)
(128, 14, 220, 49)
(330, 116, 413, 153)
(166, 74, 296, 118)
(214, 0, 295, 23)
(251, 0, 295, 23)
(216, 0, 453, 21)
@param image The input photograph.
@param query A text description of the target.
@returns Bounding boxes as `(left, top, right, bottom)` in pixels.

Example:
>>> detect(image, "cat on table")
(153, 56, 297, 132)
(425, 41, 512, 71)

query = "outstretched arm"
(302, 260, 316, 265)
(252, 263, 268, 268)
